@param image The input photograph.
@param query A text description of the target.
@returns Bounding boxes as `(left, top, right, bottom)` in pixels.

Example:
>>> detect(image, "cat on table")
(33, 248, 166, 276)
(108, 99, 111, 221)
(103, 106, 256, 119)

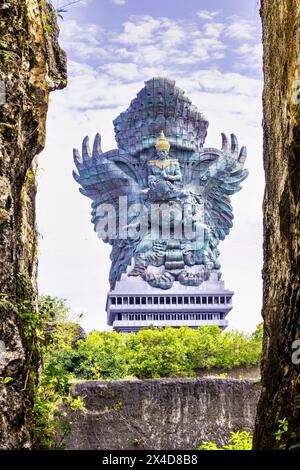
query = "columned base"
(106, 275, 233, 333)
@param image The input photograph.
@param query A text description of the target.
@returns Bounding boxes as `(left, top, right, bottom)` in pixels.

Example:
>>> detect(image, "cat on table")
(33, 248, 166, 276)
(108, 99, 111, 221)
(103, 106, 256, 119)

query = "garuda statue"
(73, 78, 248, 291)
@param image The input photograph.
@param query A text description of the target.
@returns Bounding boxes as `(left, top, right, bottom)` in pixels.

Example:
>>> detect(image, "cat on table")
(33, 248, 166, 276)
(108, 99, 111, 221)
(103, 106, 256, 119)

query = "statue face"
(157, 150, 169, 160)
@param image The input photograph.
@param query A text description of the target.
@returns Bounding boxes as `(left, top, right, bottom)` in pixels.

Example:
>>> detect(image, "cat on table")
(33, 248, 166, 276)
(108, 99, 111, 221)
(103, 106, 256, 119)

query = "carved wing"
(73, 133, 142, 243)
(198, 133, 248, 240)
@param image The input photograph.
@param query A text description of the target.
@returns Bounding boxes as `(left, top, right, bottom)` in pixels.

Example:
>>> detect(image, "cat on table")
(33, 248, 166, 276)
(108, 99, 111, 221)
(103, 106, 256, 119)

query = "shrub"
(48, 331, 129, 380)
(38, 295, 262, 382)
(125, 327, 191, 378)
(199, 431, 253, 450)
(46, 324, 263, 381)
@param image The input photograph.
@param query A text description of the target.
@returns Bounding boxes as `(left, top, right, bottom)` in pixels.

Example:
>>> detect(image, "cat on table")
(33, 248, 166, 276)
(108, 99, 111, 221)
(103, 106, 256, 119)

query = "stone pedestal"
(107, 271, 233, 333)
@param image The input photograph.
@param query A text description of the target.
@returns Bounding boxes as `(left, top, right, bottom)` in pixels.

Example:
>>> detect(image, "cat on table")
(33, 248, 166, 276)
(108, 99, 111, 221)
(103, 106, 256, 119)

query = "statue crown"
(155, 130, 170, 152)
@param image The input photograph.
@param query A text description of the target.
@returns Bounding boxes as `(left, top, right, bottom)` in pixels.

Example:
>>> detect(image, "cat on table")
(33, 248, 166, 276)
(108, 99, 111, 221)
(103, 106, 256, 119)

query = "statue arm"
(165, 173, 181, 182)
(163, 163, 182, 182)
(148, 165, 158, 187)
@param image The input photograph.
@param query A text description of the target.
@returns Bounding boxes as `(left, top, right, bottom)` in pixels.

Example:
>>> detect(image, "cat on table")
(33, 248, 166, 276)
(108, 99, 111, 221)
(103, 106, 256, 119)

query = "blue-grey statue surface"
(73, 78, 248, 294)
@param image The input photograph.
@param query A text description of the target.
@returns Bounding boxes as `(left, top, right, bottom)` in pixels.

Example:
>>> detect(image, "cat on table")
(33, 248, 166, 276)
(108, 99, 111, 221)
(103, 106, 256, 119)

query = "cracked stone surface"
(63, 378, 260, 450)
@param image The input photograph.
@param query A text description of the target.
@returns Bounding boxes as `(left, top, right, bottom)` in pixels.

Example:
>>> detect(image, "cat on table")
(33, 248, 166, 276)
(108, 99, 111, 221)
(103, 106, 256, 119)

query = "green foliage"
(17, 300, 44, 342)
(16, 271, 34, 301)
(43, 24, 54, 33)
(0, 36, 11, 61)
(199, 431, 253, 450)
(133, 437, 142, 448)
(48, 324, 262, 381)
(125, 327, 191, 378)
(25, 169, 35, 181)
(274, 417, 288, 449)
(3, 377, 14, 384)
(70, 396, 86, 412)
(43, 20, 54, 34)
(32, 296, 86, 449)
(198, 441, 221, 450)
(39, 295, 70, 323)
(0, 122, 13, 129)
(0, 51, 11, 60)
(38, 295, 84, 323)
(32, 359, 72, 449)
(15, 290, 43, 352)
(0, 293, 82, 448)
(23, 169, 36, 191)
(0, 37, 8, 49)
(48, 331, 129, 380)
(28, 295, 262, 448)
(223, 431, 253, 450)
(1, 274, 42, 392)
(0, 293, 18, 313)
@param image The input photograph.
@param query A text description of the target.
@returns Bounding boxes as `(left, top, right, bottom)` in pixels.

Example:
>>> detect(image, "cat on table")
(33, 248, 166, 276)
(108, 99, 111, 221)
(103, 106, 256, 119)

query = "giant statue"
(73, 77, 248, 331)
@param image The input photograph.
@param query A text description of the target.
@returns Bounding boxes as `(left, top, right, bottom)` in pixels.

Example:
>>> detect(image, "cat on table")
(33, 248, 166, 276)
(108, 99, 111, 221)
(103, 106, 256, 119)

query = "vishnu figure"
(147, 131, 185, 202)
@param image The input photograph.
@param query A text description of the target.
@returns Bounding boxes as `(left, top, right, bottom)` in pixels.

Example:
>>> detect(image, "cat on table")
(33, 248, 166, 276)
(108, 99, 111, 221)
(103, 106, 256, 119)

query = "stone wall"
(0, 0, 66, 449)
(64, 378, 260, 450)
(254, 0, 300, 449)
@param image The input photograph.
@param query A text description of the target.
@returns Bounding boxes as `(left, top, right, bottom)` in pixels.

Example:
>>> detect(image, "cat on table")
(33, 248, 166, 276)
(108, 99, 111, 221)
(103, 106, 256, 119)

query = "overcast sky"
(37, 0, 263, 332)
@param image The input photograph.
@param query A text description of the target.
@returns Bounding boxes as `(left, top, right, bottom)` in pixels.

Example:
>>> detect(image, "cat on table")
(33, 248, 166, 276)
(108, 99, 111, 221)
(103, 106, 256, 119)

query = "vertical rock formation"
(0, 0, 66, 449)
(254, 0, 300, 449)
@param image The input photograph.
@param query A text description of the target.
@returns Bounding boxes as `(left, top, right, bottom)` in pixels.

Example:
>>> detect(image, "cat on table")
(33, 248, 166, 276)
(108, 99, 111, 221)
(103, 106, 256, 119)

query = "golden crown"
(155, 130, 170, 152)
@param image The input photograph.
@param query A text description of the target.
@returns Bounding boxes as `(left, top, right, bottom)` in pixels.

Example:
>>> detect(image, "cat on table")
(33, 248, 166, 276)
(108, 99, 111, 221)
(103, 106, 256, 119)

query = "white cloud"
(59, 19, 104, 59)
(56, 16, 262, 151)
(59, 16, 228, 69)
(203, 22, 224, 38)
(225, 19, 257, 40)
(60, 61, 142, 110)
(100, 62, 140, 81)
(117, 15, 162, 44)
(197, 10, 220, 21)
(159, 20, 186, 47)
(184, 69, 262, 98)
(58, 15, 261, 76)
(111, 0, 127, 4)
(188, 37, 226, 63)
(235, 43, 263, 70)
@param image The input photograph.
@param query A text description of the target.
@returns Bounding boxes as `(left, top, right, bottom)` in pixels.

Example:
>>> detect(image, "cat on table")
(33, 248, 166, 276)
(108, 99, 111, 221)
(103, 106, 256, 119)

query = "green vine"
(274, 417, 288, 450)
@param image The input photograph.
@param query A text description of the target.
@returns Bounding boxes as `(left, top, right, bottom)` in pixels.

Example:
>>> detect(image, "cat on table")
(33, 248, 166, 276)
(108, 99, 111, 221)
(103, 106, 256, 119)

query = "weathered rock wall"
(0, 0, 66, 449)
(64, 378, 260, 450)
(254, 0, 300, 449)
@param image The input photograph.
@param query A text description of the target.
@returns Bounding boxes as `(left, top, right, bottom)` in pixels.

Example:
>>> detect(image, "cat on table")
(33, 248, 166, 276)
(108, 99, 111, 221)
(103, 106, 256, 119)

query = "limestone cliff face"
(63, 378, 260, 450)
(0, 0, 66, 449)
(254, 0, 300, 449)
